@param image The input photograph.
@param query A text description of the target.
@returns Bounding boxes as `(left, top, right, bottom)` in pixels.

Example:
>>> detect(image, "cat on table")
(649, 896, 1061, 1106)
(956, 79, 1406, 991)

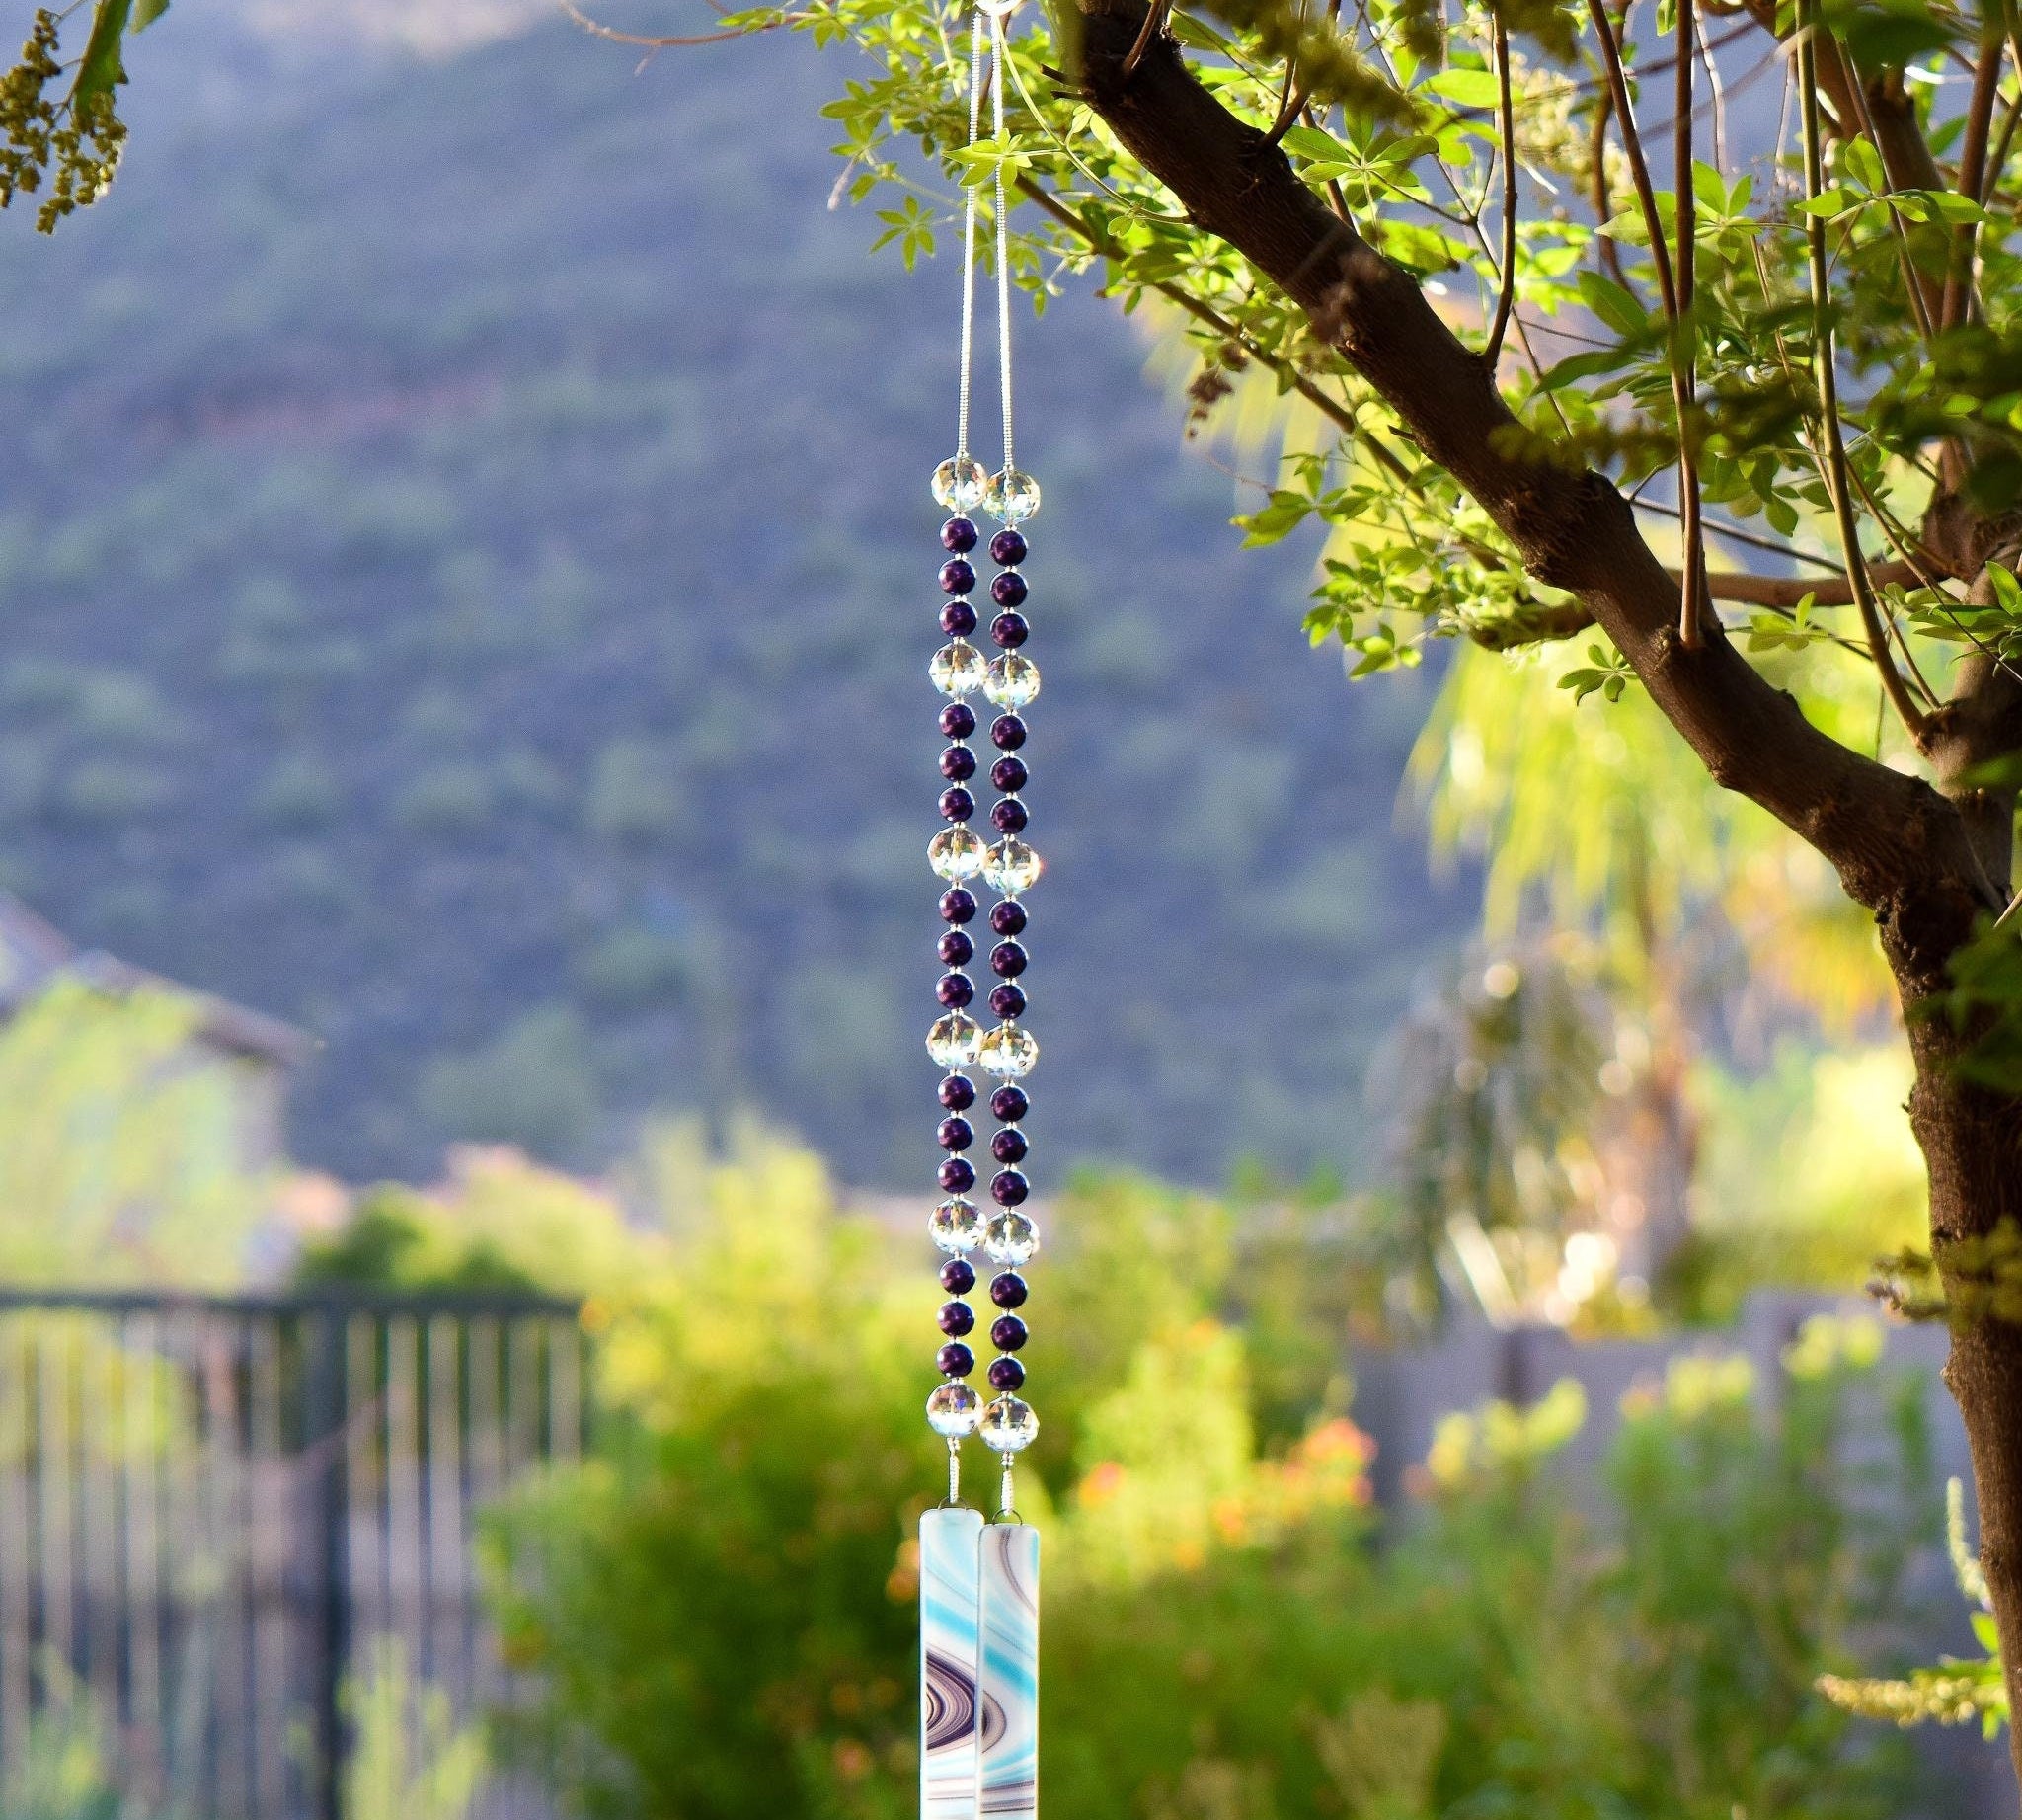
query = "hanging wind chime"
(918, 3, 1041, 1818)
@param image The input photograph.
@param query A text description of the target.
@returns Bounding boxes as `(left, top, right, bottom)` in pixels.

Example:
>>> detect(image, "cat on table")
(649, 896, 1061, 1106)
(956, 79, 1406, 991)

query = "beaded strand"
(921, 0, 1043, 1519)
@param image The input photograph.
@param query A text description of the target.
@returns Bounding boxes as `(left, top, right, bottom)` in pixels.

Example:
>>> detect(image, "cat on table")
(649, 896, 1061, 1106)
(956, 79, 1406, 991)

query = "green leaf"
(1423, 66, 1502, 110)
(72, 0, 135, 109)
(1576, 271, 1647, 337)
(1536, 347, 1635, 392)
(1840, 137, 1885, 194)
(131, 0, 169, 30)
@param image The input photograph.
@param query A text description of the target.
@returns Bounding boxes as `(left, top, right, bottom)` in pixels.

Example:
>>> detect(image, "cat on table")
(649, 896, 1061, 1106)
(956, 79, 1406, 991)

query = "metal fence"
(0, 1287, 586, 1820)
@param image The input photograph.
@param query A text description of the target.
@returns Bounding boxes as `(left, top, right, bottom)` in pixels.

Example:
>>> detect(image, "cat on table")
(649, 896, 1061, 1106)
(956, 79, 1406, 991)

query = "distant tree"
(587, 0, 2022, 1757)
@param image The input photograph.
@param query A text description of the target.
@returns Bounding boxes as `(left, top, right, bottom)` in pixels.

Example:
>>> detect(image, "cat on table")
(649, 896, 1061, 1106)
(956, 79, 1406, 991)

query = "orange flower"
(1077, 1460, 1127, 1508)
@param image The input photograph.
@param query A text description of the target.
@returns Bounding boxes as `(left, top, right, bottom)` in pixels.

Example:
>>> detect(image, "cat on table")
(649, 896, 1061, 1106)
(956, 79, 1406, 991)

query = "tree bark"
(1058, 0, 2022, 1774)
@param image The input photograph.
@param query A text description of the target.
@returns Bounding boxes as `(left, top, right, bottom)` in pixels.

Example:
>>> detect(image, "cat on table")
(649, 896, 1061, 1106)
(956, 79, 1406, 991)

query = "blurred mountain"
(0, 7, 1464, 1185)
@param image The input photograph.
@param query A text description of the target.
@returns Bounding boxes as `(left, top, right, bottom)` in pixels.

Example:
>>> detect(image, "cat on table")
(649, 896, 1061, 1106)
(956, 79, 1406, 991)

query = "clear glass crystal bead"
(983, 468, 1041, 523)
(983, 1207, 1040, 1264)
(981, 838, 1042, 895)
(984, 653, 1041, 710)
(931, 639, 987, 699)
(929, 827, 985, 882)
(978, 1020, 1039, 1079)
(933, 455, 990, 514)
(927, 1382, 982, 1437)
(979, 1394, 1040, 1452)
(927, 1013, 983, 1068)
(931, 1196, 982, 1253)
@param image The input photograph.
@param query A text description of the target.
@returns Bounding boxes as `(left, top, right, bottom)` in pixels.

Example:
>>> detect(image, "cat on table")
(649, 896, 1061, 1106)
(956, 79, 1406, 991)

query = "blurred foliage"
(0, 979, 269, 1287)
(1366, 939, 1620, 1322)
(471, 1127, 1943, 1820)
(345, 1638, 486, 1820)
(1822, 1476, 2010, 1739)
(1673, 1043, 1930, 1323)
(1412, 647, 1892, 1028)
(293, 1144, 652, 1299)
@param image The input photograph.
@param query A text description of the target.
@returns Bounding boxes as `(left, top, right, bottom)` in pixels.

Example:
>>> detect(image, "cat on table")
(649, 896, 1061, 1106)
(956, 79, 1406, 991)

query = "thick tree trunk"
(1900, 972, 2022, 1781)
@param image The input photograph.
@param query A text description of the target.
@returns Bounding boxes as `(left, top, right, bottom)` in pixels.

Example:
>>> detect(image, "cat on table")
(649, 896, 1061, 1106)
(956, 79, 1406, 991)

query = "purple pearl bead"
(990, 941, 1028, 978)
(941, 745, 977, 782)
(942, 516, 978, 553)
(990, 757, 1028, 794)
(940, 786, 975, 823)
(990, 571, 1028, 608)
(942, 1257, 976, 1294)
(940, 889, 977, 924)
(991, 1127, 1027, 1164)
(991, 612, 1029, 649)
(939, 1157, 975, 1194)
(937, 1342, 974, 1378)
(937, 972, 974, 1008)
(990, 1086, 1029, 1123)
(939, 1072, 976, 1111)
(940, 558, 976, 595)
(991, 715, 1027, 751)
(941, 598, 978, 637)
(987, 1356, 1026, 1391)
(988, 984, 1026, 1019)
(991, 1170, 1029, 1207)
(990, 1272, 1028, 1309)
(990, 798, 1028, 834)
(940, 930, 974, 967)
(941, 703, 976, 740)
(937, 1117, 972, 1152)
(990, 1315, 1028, 1353)
(989, 900, 1027, 936)
(990, 529, 1028, 567)
(938, 1300, 975, 1337)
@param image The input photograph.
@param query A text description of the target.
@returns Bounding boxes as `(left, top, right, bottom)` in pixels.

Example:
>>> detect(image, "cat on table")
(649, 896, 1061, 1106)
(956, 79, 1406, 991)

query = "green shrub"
(482, 1132, 1939, 1820)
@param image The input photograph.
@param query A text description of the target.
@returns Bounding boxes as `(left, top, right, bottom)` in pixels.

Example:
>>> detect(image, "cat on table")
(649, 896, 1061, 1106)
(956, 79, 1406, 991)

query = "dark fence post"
(305, 1308, 349, 1820)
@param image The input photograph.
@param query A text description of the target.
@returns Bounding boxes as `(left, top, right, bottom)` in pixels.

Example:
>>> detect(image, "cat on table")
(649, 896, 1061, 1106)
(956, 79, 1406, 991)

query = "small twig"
(552, 0, 770, 46)
(1590, 85, 1631, 286)
(1798, 0, 1927, 743)
(1943, 31, 2003, 331)
(1483, 17, 1519, 370)
(1122, 0, 1173, 77)
(1586, 0, 1678, 315)
(1838, 72, 1939, 343)
(1673, 0, 1706, 648)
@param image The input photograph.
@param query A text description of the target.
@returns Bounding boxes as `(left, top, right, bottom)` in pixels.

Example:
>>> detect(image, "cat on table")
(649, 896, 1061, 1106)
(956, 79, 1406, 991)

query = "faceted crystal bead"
(926, 1382, 981, 1437)
(978, 1020, 1039, 1079)
(984, 653, 1041, 710)
(983, 1207, 1040, 1264)
(930, 1196, 982, 1254)
(979, 1394, 1040, 1453)
(933, 455, 989, 514)
(981, 838, 1042, 895)
(926, 1012, 983, 1068)
(983, 467, 1042, 523)
(929, 827, 984, 882)
(930, 640, 986, 699)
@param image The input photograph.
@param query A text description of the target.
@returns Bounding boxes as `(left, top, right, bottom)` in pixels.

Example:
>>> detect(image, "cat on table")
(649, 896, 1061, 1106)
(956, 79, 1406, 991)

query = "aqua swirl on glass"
(976, 1523, 1039, 1820)
(921, 1507, 985, 1820)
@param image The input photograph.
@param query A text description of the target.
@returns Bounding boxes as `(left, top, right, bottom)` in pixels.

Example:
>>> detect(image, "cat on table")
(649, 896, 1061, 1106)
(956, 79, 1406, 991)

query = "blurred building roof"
(0, 892, 311, 1069)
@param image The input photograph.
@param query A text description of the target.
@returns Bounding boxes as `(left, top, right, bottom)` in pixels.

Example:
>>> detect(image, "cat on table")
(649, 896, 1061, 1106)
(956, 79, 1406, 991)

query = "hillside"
(0, 8, 1464, 1185)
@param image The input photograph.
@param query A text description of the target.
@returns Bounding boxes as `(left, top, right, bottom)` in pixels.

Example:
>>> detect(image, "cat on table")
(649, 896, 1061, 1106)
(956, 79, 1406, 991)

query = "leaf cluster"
(0, 0, 162, 233)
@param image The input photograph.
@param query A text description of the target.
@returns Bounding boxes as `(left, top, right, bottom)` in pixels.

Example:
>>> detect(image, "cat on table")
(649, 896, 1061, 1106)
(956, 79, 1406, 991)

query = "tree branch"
(1073, 0, 1989, 915)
